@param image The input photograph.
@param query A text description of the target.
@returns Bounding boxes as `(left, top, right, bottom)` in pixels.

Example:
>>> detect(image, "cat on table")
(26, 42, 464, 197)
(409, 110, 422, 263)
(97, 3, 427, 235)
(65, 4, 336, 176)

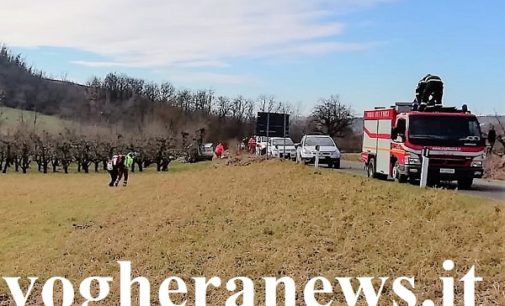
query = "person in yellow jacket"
(107, 152, 135, 187)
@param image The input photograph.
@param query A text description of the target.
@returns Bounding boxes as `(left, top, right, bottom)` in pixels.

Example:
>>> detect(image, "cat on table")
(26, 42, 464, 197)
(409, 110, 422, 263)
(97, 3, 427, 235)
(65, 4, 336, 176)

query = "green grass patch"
(0, 106, 73, 133)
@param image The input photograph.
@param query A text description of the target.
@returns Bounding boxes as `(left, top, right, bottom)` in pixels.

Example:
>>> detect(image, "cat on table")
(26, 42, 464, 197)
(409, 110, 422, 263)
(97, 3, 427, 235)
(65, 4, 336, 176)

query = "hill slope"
(0, 48, 87, 118)
(0, 106, 74, 133)
(0, 47, 255, 140)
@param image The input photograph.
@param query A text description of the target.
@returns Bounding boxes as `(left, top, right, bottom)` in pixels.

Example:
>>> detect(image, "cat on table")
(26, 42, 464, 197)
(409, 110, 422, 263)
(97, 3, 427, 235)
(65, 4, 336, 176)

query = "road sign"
(255, 112, 290, 137)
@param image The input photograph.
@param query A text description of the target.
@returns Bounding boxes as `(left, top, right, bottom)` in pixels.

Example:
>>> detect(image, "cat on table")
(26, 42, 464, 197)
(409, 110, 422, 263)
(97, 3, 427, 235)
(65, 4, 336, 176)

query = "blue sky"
(2, 0, 504, 115)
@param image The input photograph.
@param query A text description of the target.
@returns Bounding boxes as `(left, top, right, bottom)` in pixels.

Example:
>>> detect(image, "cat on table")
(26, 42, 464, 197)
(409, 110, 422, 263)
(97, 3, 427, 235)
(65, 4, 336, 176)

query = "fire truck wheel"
(393, 161, 407, 183)
(457, 177, 473, 190)
(367, 158, 376, 178)
(333, 159, 341, 169)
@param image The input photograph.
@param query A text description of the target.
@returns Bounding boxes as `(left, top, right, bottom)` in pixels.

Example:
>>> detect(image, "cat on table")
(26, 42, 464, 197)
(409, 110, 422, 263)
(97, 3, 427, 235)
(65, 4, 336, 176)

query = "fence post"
(266, 113, 270, 159)
(420, 147, 430, 188)
(315, 145, 320, 168)
(283, 113, 286, 159)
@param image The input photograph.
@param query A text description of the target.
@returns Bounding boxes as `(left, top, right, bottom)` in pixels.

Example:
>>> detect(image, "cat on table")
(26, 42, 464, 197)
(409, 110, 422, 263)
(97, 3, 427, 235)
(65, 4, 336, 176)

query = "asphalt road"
(336, 160, 505, 202)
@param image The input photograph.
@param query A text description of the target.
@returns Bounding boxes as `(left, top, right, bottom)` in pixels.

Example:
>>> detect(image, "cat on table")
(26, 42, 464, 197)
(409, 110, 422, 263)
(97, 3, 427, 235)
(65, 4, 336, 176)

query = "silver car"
(268, 137, 297, 160)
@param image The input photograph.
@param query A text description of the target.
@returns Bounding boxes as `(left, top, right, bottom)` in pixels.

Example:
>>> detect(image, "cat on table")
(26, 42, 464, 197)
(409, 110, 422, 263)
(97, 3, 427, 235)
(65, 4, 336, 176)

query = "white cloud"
(258, 41, 375, 58)
(177, 60, 230, 68)
(0, 0, 388, 69)
(170, 72, 256, 85)
(69, 60, 131, 68)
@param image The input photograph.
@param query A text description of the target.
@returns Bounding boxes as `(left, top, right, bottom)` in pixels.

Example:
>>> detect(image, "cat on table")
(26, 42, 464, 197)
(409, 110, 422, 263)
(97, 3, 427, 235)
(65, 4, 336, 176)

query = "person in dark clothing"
(487, 126, 497, 153)
(107, 153, 134, 187)
(415, 74, 444, 110)
(415, 79, 425, 105)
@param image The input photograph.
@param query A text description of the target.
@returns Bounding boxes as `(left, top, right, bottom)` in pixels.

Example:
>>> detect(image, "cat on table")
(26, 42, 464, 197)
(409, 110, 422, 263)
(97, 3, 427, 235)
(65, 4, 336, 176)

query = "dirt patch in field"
(224, 154, 269, 166)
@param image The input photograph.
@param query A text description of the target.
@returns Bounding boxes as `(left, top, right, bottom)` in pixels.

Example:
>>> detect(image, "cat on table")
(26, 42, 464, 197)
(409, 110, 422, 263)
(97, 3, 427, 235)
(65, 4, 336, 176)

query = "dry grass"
(0, 160, 504, 305)
(485, 154, 505, 181)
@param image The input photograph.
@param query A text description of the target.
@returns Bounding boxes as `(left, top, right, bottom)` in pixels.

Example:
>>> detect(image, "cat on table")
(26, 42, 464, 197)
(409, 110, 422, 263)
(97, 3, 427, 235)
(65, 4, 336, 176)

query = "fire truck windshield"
(408, 115, 483, 146)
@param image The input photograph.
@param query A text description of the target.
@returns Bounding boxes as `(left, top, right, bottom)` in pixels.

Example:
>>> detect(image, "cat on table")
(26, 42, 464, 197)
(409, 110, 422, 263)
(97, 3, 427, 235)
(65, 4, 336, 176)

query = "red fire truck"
(361, 103, 485, 189)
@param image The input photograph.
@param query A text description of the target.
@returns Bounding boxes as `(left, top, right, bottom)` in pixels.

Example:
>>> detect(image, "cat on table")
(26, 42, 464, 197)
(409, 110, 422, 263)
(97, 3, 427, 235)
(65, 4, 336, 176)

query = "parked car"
(185, 142, 214, 162)
(201, 143, 215, 160)
(255, 136, 268, 155)
(268, 137, 297, 160)
(296, 135, 341, 168)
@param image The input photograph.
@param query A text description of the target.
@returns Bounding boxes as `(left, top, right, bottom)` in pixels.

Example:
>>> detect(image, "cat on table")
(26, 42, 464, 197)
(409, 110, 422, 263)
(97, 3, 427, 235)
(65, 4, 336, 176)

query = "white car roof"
(305, 135, 331, 138)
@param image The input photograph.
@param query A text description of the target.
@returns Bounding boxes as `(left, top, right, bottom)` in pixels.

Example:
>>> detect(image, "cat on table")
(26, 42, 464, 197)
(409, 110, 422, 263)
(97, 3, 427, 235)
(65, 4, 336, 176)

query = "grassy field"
(0, 160, 503, 305)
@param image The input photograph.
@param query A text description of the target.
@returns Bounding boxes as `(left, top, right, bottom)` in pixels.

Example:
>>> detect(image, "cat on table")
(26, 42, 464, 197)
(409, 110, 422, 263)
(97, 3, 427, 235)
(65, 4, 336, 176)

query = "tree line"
(0, 126, 209, 174)
(0, 45, 359, 161)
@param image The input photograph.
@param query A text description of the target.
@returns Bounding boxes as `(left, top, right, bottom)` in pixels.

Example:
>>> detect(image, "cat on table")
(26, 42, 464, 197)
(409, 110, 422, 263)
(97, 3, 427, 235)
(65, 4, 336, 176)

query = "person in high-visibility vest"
(107, 152, 135, 187)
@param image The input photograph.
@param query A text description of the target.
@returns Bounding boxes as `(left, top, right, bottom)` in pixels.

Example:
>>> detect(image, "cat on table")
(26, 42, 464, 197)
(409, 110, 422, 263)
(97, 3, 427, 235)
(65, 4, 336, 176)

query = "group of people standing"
(106, 152, 135, 187)
(106, 142, 226, 187)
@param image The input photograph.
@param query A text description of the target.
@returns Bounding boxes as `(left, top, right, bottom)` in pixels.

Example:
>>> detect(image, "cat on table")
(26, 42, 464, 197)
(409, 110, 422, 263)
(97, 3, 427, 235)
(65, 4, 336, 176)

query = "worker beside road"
(241, 137, 248, 151)
(487, 126, 496, 153)
(247, 137, 256, 154)
(215, 142, 224, 159)
(415, 74, 444, 110)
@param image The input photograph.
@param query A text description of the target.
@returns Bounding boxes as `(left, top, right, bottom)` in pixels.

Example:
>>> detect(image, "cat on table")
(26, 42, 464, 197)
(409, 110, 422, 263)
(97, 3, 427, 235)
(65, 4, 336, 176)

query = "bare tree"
(311, 95, 353, 138)
(278, 101, 294, 115)
(160, 82, 176, 104)
(493, 112, 505, 150)
(257, 95, 275, 112)
(244, 98, 255, 120)
(494, 111, 505, 133)
(214, 96, 231, 118)
(143, 82, 160, 103)
(176, 89, 192, 111)
(231, 96, 247, 120)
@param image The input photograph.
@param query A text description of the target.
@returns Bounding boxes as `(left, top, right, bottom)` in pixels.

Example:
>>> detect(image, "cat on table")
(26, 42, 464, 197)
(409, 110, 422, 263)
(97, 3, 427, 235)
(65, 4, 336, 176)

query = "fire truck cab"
(361, 103, 485, 189)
